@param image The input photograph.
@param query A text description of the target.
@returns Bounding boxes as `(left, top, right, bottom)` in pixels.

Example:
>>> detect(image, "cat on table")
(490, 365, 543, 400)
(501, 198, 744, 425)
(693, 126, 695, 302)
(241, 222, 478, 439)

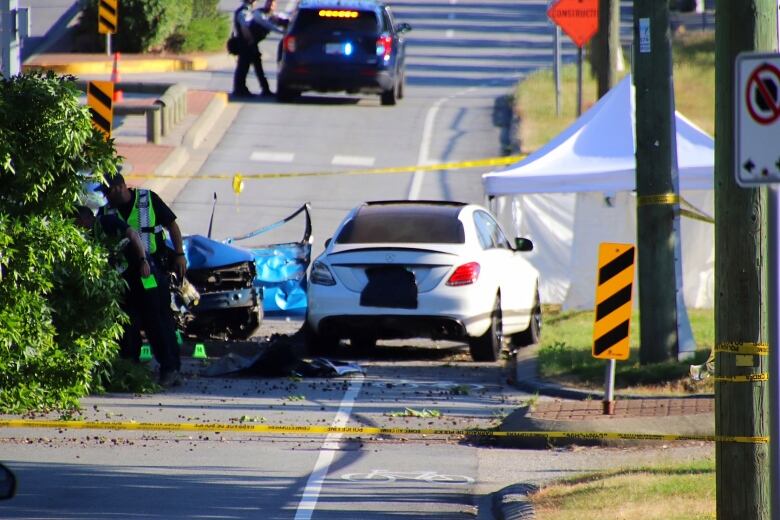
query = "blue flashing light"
(344, 42, 353, 56)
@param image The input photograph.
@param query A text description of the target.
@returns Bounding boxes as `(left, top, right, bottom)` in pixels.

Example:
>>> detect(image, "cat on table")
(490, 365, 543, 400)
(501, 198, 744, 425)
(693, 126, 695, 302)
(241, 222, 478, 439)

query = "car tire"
(397, 71, 405, 100)
(277, 84, 300, 103)
(511, 289, 542, 348)
(350, 334, 377, 353)
(303, 321, 340, 355)
(380, 83, 397, 106)
(468, 297, 502, 362)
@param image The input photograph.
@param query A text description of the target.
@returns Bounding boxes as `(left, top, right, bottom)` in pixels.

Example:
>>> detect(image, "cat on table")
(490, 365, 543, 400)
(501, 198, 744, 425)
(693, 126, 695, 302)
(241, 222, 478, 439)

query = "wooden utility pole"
(714, 1, 775, 517)
(633, 0, 680, 364)
(592, 0, 621, 98)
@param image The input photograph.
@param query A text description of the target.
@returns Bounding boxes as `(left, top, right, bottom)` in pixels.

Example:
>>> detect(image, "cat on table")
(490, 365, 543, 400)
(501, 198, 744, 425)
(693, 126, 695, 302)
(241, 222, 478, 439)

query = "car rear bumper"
(307, 284, 493, 339)
(278, 65, 394, 93)
(316, 314, 468, 340)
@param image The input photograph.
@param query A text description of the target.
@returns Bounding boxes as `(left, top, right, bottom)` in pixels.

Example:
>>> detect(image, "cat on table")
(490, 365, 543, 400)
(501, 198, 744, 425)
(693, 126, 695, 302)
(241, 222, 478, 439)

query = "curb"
(492, 483, 538, 520)
(182, 92, 229, 149)
(23, 56, 211, 76)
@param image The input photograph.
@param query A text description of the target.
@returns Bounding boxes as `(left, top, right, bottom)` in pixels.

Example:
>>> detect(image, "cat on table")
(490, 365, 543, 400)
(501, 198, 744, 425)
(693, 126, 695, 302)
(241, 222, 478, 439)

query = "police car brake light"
(376, 35, 392, 60)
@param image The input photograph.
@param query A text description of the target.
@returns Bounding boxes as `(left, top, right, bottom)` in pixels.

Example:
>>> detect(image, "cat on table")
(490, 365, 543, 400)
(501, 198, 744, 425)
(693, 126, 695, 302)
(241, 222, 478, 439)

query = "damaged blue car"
(175, 203, 312, 340)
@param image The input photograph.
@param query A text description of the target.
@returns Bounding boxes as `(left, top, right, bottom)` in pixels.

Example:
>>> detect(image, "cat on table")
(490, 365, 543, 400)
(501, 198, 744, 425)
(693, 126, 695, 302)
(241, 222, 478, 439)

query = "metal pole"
(1, 0, 20, 78)
(576, 46, 583, 116)
(603, 359, 615, 415)
(554, 25, 561, 117)
(769, 185, 780, 520)
(106, 33, 111, 56)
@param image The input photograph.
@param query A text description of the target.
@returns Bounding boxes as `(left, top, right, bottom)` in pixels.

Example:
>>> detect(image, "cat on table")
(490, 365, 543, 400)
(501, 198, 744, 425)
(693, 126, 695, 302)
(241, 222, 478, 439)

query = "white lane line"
(294, 377, 364, 520)
(408, 86, 478, 200)
(408, 97, 446, 200)
(250, 151, 295, 162)
(331, 155, 376, 167)
(445, 29, 455, 38)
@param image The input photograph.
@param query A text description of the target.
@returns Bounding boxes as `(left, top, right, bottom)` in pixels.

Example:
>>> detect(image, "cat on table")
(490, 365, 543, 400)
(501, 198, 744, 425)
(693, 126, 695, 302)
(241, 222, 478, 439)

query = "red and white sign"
(735, 53, 780, 186)
(547, 0, 599, 48)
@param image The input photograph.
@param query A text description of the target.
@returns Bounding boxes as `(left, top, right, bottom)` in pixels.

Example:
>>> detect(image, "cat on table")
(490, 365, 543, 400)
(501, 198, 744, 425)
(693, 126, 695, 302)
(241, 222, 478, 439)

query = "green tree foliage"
(76, 0, 227, 53)
(0, 72, 126, 412)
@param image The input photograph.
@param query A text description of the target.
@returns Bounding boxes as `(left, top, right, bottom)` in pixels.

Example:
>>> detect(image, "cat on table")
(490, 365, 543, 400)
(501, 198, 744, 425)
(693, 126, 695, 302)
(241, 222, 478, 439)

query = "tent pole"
(576, 46, 583, 116)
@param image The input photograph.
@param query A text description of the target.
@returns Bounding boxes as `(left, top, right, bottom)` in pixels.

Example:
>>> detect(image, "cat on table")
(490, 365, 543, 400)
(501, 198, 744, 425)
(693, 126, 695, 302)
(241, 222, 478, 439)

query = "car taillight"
(284, 35, 297, 53)
(446, 262, 480, 286)
(310, 261, 336, 286)
(376, 35, 392, 60)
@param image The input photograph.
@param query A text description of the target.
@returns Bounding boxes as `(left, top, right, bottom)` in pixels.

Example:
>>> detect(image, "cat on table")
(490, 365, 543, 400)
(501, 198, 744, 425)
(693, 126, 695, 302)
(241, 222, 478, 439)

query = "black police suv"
(276, 0, 412, 105)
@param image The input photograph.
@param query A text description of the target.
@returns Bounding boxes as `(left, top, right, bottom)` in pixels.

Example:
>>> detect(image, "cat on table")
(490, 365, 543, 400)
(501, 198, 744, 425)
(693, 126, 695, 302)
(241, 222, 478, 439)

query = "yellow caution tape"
(637, 193, 679, 207)
(124, 155, 526, 182)
(679, 196, 715, 224)
(713, 373, 768, 383)
(636, 194, 714, 224)
(0, 419, 766, 444)
(679, 208, 715, 224)
(715, 343, 768, 356)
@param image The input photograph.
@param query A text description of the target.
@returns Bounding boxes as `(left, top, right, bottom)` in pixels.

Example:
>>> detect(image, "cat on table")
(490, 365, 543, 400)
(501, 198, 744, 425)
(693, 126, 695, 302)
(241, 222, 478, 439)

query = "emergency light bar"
(318, 9, 359, 18)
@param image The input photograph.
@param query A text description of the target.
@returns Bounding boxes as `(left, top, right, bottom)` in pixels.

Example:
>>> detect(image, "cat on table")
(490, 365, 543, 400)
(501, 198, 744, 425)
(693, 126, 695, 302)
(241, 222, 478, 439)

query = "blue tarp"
(184, 203, 312, 316)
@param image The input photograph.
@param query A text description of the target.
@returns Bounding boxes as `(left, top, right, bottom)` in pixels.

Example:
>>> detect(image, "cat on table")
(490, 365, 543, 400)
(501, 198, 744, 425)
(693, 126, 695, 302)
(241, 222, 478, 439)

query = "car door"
(383, 7, 405, 73)
(473, 211, 533, 332)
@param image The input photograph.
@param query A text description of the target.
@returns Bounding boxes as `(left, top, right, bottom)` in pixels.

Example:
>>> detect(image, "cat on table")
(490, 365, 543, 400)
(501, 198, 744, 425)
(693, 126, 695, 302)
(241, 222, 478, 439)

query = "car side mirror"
(515, 237, 533, 252)
(0, 463, 16, 500)
(324, 238, 332, 248)
(396, 22, 412, 34)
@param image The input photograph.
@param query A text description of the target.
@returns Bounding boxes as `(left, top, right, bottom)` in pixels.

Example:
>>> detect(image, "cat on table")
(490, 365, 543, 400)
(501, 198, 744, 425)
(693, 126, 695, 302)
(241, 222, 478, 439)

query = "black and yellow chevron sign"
(87, 81, 114, 138)
(592, 243, 636, 360)
(98, 0, 118, 34)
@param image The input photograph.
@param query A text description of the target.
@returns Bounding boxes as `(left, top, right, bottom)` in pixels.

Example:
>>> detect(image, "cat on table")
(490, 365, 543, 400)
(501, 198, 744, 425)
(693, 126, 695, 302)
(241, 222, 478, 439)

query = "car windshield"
(335, 211, 465, 244)
(293, 8, 379, 34)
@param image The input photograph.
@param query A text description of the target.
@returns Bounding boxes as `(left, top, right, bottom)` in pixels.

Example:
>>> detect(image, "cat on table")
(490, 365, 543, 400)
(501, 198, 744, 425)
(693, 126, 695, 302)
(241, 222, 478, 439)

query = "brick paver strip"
(529, 397, 713, 421)
(116, 143, 174, 178)
(187, 90, 216, 115)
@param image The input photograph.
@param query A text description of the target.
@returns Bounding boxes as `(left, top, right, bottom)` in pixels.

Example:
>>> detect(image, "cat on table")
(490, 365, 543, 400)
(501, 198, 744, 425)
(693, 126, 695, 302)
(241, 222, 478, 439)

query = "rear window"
(335, 212, 465, 244)
(292, 8, 380, 34)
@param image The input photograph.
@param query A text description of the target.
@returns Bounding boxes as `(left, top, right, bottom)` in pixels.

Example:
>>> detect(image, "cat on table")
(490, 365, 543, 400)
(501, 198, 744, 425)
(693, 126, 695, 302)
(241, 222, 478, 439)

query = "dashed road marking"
(331, 155, 376, 167)
(250, 151, 295, 162)
(446, 29, 455, 38)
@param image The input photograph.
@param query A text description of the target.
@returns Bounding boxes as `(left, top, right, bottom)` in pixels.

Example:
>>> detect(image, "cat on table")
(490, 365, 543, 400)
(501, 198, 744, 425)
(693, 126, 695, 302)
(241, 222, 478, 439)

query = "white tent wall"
(493, 189, 714, 310)
(484, 75, 716, 311)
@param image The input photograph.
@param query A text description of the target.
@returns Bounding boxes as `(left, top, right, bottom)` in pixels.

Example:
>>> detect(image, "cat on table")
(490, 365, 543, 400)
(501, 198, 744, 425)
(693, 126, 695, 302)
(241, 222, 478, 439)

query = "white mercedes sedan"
(305, 201, 541, 361)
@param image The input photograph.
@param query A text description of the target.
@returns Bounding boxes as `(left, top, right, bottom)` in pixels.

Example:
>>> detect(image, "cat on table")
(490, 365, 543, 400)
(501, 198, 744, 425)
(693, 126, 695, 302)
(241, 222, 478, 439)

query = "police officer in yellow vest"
(96, 173, 184, 387)
(75, 205, 182, 386)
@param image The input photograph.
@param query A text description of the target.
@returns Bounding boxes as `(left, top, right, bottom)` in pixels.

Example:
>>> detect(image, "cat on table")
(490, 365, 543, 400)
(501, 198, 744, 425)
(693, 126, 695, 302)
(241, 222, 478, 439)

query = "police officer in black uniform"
(96, 173, 184, 387)
(232, 0, 273, 97)
(74, 205, 182, 387)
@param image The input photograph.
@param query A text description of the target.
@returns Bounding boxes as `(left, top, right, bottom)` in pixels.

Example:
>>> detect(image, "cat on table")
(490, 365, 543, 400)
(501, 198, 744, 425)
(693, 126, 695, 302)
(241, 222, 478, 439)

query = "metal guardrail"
(76, 81, 188, 144)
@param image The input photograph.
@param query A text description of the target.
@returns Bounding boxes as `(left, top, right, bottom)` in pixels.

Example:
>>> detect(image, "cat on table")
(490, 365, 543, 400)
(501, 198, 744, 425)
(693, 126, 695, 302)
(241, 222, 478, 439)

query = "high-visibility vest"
(105, 189, 165, 255)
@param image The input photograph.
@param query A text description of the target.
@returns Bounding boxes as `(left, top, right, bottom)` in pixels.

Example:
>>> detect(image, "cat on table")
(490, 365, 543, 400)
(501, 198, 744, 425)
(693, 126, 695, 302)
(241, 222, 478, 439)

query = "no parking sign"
(735, 52, 780, 186)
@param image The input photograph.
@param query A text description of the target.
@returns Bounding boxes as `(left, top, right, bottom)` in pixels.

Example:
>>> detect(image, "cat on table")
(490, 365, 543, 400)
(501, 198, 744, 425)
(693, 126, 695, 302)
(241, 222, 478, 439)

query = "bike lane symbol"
(746, 63, 780, 125)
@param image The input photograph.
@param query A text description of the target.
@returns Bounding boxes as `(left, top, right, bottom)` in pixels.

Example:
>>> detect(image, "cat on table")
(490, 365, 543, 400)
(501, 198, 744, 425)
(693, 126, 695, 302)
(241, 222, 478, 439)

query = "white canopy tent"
(482, 75, 715, 310)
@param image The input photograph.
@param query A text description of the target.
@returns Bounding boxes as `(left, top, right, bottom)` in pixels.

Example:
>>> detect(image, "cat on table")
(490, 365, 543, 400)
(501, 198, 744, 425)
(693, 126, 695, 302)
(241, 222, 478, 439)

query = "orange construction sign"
(547, 0, 599, 48)
(592, 243, 635, 361)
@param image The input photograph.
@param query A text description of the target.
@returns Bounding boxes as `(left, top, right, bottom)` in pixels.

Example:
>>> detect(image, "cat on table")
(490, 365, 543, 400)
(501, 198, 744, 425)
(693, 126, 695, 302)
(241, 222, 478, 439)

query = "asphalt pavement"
(21, 31, 716, 519)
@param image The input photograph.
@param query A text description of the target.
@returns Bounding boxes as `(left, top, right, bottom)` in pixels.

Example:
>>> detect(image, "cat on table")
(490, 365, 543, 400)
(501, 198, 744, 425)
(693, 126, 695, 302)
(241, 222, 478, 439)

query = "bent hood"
(184, 235, 254, 270)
